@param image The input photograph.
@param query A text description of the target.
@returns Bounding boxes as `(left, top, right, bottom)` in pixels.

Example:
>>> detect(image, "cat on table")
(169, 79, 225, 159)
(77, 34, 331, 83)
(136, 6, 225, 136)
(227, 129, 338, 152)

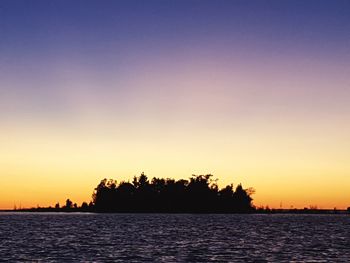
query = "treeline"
(92, 173, 255, 213)
(17, 173, 255, 213)
(17, 199, 94, 213)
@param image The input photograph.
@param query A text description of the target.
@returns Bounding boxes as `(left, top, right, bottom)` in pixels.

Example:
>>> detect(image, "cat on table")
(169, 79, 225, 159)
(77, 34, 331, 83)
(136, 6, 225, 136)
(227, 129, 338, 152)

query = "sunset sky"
(1, 0, 349, 209)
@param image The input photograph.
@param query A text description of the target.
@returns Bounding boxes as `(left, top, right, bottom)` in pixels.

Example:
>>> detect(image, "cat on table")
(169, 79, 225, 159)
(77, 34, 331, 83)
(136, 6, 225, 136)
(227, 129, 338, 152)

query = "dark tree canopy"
(92, 173, 255, 213)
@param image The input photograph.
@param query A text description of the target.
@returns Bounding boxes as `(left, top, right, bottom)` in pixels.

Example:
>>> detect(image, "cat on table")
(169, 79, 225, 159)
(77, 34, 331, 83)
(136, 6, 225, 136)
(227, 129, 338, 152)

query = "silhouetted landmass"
(13, 173, 255, 213)
(9, 173, 350, 214)
(92, 173, 255, 213)
(14, 199, 95, 213)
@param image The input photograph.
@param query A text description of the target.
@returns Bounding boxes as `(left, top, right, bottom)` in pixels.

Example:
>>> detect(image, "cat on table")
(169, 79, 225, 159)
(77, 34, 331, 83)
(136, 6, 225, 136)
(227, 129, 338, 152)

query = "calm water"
(0, 213, 349, 262)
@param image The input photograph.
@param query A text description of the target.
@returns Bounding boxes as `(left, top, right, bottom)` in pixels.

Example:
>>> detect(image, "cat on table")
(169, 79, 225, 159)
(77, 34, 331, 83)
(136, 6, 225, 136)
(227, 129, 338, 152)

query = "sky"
(0, 0, 349, 209)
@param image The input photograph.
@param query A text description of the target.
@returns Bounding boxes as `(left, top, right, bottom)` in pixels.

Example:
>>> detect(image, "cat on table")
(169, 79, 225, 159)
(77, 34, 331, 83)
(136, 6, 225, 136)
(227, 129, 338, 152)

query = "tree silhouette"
(65, 199, 73, 209)
(15, 173, 257, 213)
(92, 173, 255, 213)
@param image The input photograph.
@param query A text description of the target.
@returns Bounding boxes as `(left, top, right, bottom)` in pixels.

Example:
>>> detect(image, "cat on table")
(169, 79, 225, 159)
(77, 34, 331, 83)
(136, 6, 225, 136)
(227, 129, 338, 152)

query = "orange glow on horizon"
(1, 113, 349, 210)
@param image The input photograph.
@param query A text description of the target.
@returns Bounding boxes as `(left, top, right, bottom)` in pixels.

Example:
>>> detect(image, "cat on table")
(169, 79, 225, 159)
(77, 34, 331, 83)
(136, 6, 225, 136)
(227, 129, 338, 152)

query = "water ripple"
(0, 213, 349, 262)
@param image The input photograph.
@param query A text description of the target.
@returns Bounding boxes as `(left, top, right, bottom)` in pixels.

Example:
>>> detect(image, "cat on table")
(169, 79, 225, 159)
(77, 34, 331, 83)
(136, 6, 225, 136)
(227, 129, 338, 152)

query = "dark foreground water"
(0, 213, 349, 262)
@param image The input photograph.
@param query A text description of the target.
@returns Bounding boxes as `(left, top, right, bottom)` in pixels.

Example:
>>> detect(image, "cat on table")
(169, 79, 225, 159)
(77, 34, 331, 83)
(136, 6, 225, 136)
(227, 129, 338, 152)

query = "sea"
(0, 213, 349, 262)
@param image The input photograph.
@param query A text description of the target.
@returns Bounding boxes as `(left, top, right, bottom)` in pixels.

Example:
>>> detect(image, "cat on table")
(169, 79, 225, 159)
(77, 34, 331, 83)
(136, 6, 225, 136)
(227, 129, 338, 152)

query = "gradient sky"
(1, 0, 350, 209)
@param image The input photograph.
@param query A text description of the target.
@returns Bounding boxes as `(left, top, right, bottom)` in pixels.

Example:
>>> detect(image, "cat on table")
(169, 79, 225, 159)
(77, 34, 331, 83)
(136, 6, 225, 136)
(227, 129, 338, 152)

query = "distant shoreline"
(3, 174, 349, 215)
(1, 208, 349, 215)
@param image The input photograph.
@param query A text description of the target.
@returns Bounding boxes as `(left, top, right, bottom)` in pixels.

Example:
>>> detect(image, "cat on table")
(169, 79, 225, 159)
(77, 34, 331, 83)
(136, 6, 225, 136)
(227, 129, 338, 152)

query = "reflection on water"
(0, 213, 349, 262)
